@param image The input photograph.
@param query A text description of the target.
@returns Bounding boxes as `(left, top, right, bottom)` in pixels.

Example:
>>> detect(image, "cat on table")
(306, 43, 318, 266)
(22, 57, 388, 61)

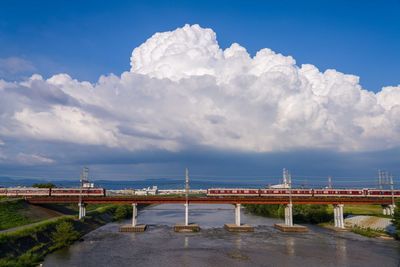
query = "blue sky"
(1, 0, 399, 90)
(0, 1, 399, 184)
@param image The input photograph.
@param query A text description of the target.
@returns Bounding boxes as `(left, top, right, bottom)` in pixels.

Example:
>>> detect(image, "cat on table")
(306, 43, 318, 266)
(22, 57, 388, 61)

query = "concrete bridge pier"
(132, 203, 138, 227)
(185, 203, 189, 226)
(78, 203, 86, 219)
(333, 204, 345, 229)
(235, 203, 241, 226)
(382, 205, 390, 215)
(284, 203, 293, 227)
(382, 205, 395, 216)
(224, 203, 254, 232)
(275, 203, 308, 232)
(388, 204, 396, 216)
(174, 202, 200, 232)
(119, 203, 147, 232)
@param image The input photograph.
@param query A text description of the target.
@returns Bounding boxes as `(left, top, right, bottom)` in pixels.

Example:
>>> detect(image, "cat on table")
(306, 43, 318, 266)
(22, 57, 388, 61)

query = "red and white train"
(0, 187, 106, 197)
(207, 188, 400, 198)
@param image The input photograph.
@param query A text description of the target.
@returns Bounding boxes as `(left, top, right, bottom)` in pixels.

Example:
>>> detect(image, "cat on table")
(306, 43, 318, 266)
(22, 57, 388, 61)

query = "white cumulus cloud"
(0, 24, 399, 161)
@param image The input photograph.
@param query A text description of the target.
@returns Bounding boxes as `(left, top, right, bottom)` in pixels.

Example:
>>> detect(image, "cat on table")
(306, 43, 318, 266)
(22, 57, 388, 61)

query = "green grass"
(326, 204, 387, 217)
(350, 226, 386, 238)
(0, 199, 35, 230)
(0, 204, 133, 267)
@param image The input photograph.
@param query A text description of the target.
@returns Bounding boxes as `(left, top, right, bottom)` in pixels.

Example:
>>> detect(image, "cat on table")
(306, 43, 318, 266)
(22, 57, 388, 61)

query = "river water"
(43, 204, 400, 267)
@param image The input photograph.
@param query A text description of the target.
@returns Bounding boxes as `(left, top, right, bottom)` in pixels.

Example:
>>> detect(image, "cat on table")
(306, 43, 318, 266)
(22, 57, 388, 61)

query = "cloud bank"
(1, 24, 400, 165)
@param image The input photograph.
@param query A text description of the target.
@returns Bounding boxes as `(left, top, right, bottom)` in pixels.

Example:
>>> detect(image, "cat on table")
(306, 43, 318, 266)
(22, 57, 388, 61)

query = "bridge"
(26, 195, 394, 205)
(26, 195, 397, 232)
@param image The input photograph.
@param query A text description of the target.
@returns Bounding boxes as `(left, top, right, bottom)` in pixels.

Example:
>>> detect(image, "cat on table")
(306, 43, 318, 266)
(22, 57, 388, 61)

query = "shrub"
(51, 221, 80, 248)
(113, 205, 131, 221)
(245, 204, 330, 224)
(293, 204, 330, 224)
(392, 202, 400, 239)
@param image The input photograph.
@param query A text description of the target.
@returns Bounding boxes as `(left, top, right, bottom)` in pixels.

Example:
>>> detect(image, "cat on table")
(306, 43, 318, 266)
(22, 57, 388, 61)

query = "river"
(43, 204, 400, 266)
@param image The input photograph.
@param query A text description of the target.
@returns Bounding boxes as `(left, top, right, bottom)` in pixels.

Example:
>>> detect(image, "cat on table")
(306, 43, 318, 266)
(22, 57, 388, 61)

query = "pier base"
(119, 224, 147, 232)
(330, 226, 349, 232)
(174, 223, 200, 232)
(274, 223, 308, 232)
(224, 223, 254, 232)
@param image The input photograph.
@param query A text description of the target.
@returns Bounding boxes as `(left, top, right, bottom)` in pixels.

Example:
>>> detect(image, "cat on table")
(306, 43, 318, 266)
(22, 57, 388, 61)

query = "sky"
(0, 0, 399, 185)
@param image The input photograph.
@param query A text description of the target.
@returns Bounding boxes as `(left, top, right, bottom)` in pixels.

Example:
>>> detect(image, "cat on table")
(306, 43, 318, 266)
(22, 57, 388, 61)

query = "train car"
(260, 189, 313, 197)
(0, 188, 7, 196)
(366, 190, 400, 197)
(313, 189, 364, 197)
(50, 188, 106, 196)
(207, 188, 259, 196)
(4, 187, 50, 197)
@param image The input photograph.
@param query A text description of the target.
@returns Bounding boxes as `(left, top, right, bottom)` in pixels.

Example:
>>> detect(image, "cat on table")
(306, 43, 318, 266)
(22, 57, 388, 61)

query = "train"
(206, 188, 400, 198)
(0, 187, 106, 197)
(1, 187, 399, 198)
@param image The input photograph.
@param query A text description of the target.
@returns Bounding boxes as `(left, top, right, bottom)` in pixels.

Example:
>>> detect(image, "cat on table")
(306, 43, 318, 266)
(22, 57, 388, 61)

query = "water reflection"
(184, 236, 189, 248)
(335, 238, 347, 266)
(285, 237, 295, 256)
(234, 235, 242, 250)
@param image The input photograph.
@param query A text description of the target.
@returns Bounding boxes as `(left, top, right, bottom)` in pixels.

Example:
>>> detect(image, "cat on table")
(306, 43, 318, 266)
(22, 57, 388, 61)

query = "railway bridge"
(26, 196, 396, 232)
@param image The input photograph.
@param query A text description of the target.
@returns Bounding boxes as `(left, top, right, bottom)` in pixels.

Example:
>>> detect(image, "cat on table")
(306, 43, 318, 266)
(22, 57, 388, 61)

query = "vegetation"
(0, 203, 135, 266)
(0, 199, 34, 230)
(392, 202, 400, 239)
(113, 205, 132, 221)
(32, 183, 56, 188)
(244, 204, 331, 224)
(350, 226, 385, 238)
(0, 199, 63, 231)
(51, 221, 80, 247)
(327, 204, 387, 217)
(293, 204, 331, 224)
(244, 204, 282, 218)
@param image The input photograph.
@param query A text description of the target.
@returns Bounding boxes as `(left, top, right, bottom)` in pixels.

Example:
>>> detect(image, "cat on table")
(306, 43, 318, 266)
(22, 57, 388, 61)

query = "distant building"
(269, 183, 290, 189)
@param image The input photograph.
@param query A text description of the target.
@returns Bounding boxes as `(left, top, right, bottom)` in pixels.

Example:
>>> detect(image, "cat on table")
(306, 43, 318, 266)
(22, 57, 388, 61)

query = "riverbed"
(43, 204, 400, 266)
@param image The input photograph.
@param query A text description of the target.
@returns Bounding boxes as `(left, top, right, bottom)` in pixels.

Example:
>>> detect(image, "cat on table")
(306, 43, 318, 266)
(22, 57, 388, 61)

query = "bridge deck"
(25, 196, 394, 205)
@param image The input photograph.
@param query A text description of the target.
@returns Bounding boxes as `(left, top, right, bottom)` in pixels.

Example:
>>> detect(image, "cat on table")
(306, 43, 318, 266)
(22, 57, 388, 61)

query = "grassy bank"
(326, 204, 388, 217)
(245, 204, 392, 224)
(350, 226, 386, 238)
(0, 199, 62, 231)
(0, 204, 133, 267)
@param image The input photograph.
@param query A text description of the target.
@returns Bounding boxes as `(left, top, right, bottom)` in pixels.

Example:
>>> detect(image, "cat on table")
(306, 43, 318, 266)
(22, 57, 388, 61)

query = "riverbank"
(0, 203, 136, 267)
(244, 203, 400, 240)
(0, 199, 63, 231)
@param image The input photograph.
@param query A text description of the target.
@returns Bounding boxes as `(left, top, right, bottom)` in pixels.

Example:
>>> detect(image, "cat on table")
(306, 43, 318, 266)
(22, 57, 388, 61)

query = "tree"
(32, 183, 56, 188)
(52, 221, 80, 247)
(113, 205, 131, 221)
(392, 202, 400, 239)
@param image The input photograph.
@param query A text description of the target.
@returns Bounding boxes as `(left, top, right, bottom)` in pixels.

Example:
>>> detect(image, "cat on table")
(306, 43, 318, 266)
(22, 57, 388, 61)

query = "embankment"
(0, 199, 62, 231)
(0, 204, 135, 267)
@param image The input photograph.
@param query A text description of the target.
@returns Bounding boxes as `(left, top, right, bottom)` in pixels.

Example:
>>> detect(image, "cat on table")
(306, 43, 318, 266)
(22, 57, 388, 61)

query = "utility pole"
(328, 176, 332, 189)
(390, 174, 395, 209)
(185, 168, 189, 226)
(288, 170, 292, 206)
(79, 167, 88, 219)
